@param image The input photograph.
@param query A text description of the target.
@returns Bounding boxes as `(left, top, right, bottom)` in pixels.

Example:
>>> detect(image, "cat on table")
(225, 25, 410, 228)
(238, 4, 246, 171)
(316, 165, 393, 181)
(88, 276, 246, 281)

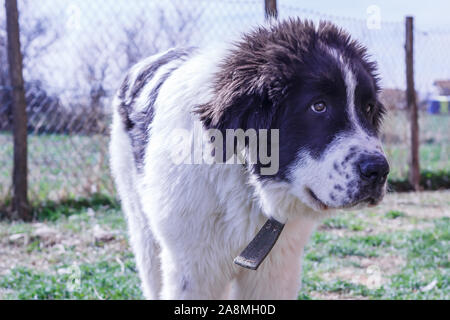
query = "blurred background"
(0, 0, 448, 300)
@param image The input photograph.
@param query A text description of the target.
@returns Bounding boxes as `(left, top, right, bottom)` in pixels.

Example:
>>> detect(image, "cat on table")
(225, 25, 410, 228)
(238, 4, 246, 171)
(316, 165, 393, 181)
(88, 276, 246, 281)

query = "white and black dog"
(110, 19, 389, 299)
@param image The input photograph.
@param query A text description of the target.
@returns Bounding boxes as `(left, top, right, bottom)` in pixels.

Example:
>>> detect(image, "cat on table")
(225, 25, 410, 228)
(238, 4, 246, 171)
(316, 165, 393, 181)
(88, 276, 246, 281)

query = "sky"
(13, 0, 450, 101)
(276, 0, 450, 93)
(283, 0, 450, 30)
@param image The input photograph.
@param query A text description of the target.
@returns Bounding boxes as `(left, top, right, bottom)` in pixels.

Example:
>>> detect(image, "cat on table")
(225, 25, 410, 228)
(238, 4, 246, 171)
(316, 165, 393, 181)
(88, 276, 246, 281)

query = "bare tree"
(0, 0, 59, 130)
(121, 16, 162, 67)
(21, 16, 59, 66)
(42, 2, 207, 137)
(85, 56, 109, 134)
(5, 0, 30, 220)
(120, 6, 204, 70)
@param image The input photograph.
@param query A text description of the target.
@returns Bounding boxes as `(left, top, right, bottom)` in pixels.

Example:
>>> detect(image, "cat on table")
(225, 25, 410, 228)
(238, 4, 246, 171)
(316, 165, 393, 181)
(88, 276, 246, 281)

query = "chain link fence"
(0, 0, 449, 207)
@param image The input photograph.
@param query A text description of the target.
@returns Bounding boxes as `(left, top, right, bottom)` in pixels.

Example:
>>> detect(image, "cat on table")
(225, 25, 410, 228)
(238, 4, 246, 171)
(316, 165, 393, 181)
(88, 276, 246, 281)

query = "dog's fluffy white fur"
(110, 20, 388, 299)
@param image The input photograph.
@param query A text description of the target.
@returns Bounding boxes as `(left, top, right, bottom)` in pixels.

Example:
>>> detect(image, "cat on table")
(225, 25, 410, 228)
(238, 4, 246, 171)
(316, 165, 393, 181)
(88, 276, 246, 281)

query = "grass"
(385, 210, 406, 219)
(0, 191, 448, 300)
(0, 261, 143, 300)
(0, 133, 113, 204)
(298, 191, 450, 300)
(300, 221, 449, 299)
(0, 203, 142, 299)
(381, 112, 449, 180)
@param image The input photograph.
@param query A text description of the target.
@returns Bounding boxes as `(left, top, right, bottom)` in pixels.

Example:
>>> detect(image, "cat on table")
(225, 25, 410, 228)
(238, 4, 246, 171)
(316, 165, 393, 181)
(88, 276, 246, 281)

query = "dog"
(110, 18, 389, 299)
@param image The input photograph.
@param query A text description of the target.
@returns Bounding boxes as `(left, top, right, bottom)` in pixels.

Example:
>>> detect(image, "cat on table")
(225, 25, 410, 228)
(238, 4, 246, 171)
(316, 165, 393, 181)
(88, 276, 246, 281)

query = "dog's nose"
(358, 155, 390, 184)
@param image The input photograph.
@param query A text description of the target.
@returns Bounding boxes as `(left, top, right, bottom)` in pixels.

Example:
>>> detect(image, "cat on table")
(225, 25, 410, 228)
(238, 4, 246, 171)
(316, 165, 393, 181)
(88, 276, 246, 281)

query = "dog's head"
(197, 19, 389, 219)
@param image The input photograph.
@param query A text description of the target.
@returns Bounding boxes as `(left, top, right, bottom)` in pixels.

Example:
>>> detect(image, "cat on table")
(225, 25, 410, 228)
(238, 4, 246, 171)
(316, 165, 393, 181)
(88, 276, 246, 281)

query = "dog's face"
(197, 19, 389, 217)
(274, 49, 389, 212)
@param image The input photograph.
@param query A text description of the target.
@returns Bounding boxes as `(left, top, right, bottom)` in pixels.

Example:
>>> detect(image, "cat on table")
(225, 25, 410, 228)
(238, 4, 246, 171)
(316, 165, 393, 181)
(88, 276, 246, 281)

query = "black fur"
(195, 18, 385, 180)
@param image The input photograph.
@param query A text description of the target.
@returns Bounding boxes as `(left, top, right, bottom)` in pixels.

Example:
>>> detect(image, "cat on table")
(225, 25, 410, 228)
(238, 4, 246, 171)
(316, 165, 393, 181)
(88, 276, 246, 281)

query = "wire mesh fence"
(0, 0, 449, 207)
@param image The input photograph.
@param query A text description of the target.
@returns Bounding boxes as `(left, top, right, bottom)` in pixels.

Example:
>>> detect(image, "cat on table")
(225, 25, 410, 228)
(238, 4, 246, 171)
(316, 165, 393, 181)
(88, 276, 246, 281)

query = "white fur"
(109, 44, 385, 299)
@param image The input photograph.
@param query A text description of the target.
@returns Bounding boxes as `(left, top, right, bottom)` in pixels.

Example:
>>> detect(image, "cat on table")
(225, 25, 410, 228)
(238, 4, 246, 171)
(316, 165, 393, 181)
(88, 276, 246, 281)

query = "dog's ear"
(195, 91, 275, 133)
(195, 89, 277, 166)
(195, 35, 299, 133)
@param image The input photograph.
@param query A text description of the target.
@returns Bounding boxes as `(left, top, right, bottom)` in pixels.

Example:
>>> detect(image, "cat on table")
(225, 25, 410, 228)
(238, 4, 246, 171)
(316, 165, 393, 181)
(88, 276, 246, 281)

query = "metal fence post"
(265, 0, 277, 20)
(5, 0, 31, 220)
(405, 16, 420, 191)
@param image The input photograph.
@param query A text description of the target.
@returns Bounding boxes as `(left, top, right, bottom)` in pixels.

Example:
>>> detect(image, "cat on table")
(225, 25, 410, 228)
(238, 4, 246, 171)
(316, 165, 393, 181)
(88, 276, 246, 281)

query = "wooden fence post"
(405, 16, 420, 191)
(264, 0, 277, 20)
(5, 0, 31, 220)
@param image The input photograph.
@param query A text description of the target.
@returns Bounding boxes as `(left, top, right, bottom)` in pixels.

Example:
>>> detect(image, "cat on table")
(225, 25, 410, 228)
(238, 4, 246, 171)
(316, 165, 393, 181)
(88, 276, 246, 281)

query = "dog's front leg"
(157, 238, 234, 299)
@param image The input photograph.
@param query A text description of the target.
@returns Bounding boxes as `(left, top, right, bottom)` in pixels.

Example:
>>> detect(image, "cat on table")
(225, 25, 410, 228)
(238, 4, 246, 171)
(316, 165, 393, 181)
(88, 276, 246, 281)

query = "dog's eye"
(311, 101, 327, 113)
(366, 103, 374, 114)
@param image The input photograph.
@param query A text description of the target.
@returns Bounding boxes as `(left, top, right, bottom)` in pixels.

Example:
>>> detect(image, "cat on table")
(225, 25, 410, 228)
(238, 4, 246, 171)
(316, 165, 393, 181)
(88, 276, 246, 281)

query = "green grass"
(385, 144, 449, 180)
(385, 210, 406, 219)
(0, 191, 448, 300)
(0, 202, 141, 299)
(321, 216, 366, 231)
(382, 112, 449, 181)
(0, 260, 143, 300)
(33, 194, 119, 221)
(298, 212, 449, 300)
(0, 133, 114, 205)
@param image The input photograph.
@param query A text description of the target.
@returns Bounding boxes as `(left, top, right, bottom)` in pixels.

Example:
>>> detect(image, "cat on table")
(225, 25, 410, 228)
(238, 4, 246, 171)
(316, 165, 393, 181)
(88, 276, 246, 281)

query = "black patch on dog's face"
(270, 48, 350, 180)
(195, 18, 384, 181)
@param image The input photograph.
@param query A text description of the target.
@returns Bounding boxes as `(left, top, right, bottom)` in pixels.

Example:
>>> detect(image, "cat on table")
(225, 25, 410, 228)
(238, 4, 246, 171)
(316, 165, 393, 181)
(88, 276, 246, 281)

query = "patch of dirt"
(325, 191, 449, 237)
(351, 255, 406, 276)
(376, 191, 450, 219)
(0, 219, 128, 276)
(322, 266, 388, 289)
(324, 216, 434, 238)
(321, 255, 406, 291)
